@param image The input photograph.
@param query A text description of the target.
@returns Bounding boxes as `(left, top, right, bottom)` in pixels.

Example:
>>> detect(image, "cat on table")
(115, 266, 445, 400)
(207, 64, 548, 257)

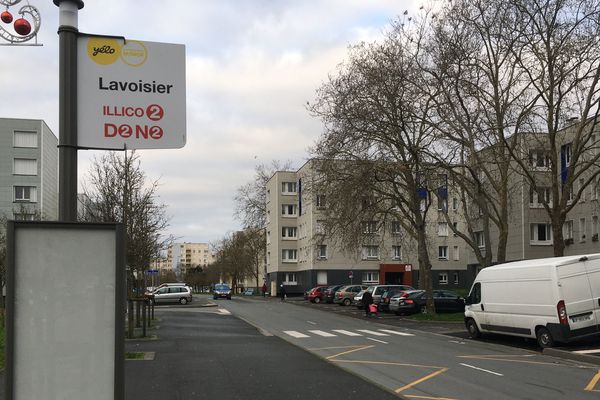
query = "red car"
(307, 286, 328, 303)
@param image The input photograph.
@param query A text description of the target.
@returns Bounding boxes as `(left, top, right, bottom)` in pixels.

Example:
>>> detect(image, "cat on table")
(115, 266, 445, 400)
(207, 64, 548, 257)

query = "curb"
(543, 348, 600, 366)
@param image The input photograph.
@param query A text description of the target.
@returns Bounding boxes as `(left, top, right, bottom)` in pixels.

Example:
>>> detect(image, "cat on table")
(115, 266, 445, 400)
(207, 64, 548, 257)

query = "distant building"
(150, 242, 215, 277)
(0, 118, 58, 221)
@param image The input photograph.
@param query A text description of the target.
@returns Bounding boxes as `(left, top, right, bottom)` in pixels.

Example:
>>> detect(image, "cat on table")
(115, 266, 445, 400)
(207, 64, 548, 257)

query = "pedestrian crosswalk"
(283, 328, 414, 339)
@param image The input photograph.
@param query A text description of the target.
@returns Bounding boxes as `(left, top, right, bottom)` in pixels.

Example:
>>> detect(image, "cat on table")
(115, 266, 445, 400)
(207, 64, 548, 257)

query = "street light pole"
(54, 0, 84, 222)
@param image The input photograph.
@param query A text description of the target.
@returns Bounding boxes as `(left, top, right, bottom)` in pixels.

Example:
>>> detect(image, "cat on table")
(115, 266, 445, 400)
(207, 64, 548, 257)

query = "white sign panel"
(77, 36, 186, 149)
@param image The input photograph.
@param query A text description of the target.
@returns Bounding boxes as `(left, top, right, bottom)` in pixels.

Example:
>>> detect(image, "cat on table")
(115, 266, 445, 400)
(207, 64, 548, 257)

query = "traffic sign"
(77, 35, 186, 150)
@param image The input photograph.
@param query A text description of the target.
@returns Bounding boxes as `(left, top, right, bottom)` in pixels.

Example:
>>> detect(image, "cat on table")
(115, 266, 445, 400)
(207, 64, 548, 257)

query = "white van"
(464, 254, 600, 348)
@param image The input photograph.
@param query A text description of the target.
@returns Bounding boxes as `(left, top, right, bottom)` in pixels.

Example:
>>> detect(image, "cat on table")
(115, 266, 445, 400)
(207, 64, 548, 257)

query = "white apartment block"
(0, 118, 58, 221)
(165, 242, 215, 275)
(265, 160, 468, 295)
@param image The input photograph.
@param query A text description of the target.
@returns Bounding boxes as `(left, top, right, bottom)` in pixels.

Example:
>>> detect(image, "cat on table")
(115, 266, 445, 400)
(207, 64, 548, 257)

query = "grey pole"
(54, 0, 84, 222)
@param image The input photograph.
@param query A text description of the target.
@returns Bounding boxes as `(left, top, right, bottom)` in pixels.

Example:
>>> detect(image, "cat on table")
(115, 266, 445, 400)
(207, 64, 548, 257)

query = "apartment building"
(165, 242, 215, 275)
(265, 160, 468, 295)
(0, 118, 58, 221)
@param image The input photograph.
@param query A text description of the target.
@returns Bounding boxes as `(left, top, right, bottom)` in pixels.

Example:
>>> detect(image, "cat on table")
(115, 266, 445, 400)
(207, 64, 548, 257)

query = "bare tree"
(500, 0, 600, 256)
(81, 151, 173, 288)
(308, 15, 440, 313)
(234, 160, 292, 229)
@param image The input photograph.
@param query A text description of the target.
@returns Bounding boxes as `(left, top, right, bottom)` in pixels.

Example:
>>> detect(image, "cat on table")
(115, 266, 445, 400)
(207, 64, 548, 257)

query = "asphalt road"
(124, 303, 402, 400)
(219, 296, 600, 399)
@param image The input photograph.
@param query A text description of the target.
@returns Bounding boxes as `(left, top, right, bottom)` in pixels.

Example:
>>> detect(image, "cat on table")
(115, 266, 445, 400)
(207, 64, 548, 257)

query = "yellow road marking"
(458, 354, 568, 366)
(395, 368, 449, 393)
(585, 369, 600, 392)
(405, 395, 458, 400)
(325, 345, 375, 360)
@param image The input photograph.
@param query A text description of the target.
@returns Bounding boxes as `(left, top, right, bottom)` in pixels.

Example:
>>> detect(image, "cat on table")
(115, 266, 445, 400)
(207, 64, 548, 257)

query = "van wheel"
(179, 298, 188, 305)
(466, 319, 481, 339)
(536, 327, 554, 348)
(343, 298, 351, 306)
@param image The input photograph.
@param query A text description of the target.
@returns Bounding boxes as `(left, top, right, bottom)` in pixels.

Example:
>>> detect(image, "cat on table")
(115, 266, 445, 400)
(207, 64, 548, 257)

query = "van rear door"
(557, 261, 596, 334)
(583, 258, 600, 333)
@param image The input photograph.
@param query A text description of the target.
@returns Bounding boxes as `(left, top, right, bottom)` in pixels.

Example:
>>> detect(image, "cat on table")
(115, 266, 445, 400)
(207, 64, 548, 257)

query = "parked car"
(213, 283, 232, 300)
(465, 254, 600, 348)
(379, 288, 412, 312)
(357, 285, 414, 308)
(324, 284, 345, 303)
(390, 290, 465, 315)
(334, 285, 368, 306)
(307, 286, 328, 303)
(150, 285, 193, 305)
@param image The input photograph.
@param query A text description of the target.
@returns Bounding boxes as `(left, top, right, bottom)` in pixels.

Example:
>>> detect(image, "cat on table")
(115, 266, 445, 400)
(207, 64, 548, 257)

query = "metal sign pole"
(54, 0, 84, 222)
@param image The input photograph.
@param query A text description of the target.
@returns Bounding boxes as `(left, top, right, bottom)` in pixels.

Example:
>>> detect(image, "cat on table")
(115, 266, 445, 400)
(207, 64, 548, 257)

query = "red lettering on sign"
(104, 123, 164, 139)
(146, 104, 164, 121)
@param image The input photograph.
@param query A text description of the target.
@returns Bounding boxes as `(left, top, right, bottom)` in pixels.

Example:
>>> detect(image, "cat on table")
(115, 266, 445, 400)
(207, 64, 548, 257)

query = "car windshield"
(215, 285, 230, 291)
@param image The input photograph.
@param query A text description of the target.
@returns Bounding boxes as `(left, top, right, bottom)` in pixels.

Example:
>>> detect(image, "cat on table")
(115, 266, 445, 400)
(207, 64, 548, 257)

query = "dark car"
(213, 283, 232, 300)
(324, 284, 345, 303)
(390, 290, 465, 315)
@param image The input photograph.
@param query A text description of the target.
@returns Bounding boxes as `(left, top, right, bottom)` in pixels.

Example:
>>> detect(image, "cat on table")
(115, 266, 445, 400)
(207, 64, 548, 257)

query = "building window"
(316, 194, 326, 208)
(14, 186, 37, 202)
(392, 245, 402, 260)
(563, 220, 574, 240)
(363, 272, 379, 284)
(317, 245, 327, 259)
(13, 212, 35, 221)
(474, 231, 484, 248)
(282, 227, 297, 239)
(281, 204, 297, 216)
(529, 150, 551, 169)
(281, 182, 297, 194)
(453, 246, 459, 261)
(452, 197, 458, 210)
(452, 222, 458, 236)
(439, 272, 448, 285)
(529, 187, 551, 207)
(593, 216, 599, 240)
(453, 272, 459, 284)
(362, 245, 379, 260)
(282, 249, 297, 262)
(362, 221, 378, 234)
(391, 221, 401, 235)
(284, 273, 297, 284)
(564, 143, 572, 166)
(531, 223, 553, 244)
(438, 222, 448, 237)
(580, 218, 586, 242)
(14, 131, 38, 148)
(315, 220, 325, 234)
(580, 179, 586, 202)
(438, 197, 448, 212)
(14, 158, 37, 176)
(438, 246, 448, 260)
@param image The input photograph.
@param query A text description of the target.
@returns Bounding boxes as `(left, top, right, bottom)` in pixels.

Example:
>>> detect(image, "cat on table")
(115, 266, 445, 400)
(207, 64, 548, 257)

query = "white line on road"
(284, 330, 310, 338)
(217, 309, 231, 315)
(307, 321, 317, 325)
(367, 337, 388, 344)
(332, 330, 363, 336)
(460, 363, 504, 376)
(573, 349, 600, 355)
(378, 329, 414, 337)
(357, 329, 389, 337)
(309, 330, 337, 337)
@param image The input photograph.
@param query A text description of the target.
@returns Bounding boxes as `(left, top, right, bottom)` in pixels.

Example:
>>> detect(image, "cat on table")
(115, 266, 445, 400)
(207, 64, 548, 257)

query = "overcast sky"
(2, 0, 419, 244)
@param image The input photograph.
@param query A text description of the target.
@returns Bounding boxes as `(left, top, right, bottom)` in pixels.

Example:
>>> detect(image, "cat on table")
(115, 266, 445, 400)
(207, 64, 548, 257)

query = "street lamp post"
(54, 0, 84, 222)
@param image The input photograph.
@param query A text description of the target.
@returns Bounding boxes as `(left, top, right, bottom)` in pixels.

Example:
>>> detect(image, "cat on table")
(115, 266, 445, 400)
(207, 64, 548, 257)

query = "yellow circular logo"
(87, 38, 122, 65)
(121, 41, 148, 67)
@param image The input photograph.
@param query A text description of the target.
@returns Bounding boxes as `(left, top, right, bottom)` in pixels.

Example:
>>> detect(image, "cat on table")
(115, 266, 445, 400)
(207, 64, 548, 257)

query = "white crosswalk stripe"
(282, 328, 415, 339)
(356, 329, 389, 336)
(284, 330, 310, 338)
(378, 329, 414, 337)
(309, 330, 337, 337)
(332, 329, 363, 336)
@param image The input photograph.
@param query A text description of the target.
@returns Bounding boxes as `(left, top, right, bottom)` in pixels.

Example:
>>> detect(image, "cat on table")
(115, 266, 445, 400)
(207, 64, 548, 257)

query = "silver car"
(151, 285, 192, 305)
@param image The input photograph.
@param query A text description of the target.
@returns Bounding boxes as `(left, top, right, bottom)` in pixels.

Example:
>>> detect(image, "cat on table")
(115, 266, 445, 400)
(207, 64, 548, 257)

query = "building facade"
(0, 118, 58, 221)
(265, 160, 469, 295)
